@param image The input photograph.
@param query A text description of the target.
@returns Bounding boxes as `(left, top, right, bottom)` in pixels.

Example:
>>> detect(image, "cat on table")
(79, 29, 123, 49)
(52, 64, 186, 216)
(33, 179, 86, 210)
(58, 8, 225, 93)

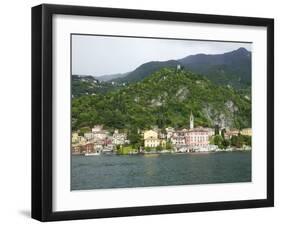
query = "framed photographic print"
(32, 4, 274, 221)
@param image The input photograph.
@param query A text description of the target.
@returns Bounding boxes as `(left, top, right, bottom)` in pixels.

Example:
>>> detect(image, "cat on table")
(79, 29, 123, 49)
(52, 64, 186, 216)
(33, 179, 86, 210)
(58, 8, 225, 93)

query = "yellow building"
(241, 128, 252, 136)
(145, 137, 160, 147)
(72, 132, 86, 145)
(72, 132, 79, 143)
(144, 130, 157, 140)
(144, 130, 161, 147)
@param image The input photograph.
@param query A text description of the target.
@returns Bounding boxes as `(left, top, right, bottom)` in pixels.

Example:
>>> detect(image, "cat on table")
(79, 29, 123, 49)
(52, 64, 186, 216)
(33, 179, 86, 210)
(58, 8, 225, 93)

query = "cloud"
(72, 34, 251, 76)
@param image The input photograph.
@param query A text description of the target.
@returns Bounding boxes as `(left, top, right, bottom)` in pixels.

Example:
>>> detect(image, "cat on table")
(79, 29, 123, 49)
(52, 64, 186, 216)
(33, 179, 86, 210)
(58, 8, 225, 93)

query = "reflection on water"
(71, 152, 251, 190)
(144, 155, 158, 177)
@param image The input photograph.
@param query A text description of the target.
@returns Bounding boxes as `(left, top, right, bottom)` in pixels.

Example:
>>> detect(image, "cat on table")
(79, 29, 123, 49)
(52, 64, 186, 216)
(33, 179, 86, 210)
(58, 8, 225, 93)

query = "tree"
(243, 135, 252, 146)
(222, 139, 230, 148)
(236, 135, 244, 148)
(145, 147, 152, 152)
(221, 128, 226, 139)
(213, 135, 223, 148)
(156, 145, 163, 151)
(215, 125, 220, 135)
(127, 127, 142, 149)
(231, 135, 244, 148)
(166, 141, 172, 150)
(231, 135, 238, 147)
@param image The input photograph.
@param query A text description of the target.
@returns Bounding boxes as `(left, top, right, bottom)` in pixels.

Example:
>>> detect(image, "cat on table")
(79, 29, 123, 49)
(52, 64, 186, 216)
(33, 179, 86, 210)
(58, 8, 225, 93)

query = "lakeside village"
(72, 112, 252, 156)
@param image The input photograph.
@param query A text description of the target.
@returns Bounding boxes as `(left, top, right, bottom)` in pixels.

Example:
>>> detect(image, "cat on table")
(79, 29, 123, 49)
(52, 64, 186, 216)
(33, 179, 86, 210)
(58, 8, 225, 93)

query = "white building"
(84, 132, 94, 140)
(166, 127, 175, 140)
(92, 125, 103, 133)
(171, 135, 186, 146)
(112, 130, 128, 145)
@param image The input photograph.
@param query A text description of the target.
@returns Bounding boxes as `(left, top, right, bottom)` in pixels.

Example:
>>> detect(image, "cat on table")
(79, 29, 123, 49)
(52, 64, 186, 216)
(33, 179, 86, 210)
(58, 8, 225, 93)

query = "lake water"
(71, 152, 251, 190)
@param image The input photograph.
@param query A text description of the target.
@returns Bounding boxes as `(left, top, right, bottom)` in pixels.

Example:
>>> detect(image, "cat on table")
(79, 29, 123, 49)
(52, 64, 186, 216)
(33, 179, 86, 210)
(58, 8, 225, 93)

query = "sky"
(72, 34, 252, 77)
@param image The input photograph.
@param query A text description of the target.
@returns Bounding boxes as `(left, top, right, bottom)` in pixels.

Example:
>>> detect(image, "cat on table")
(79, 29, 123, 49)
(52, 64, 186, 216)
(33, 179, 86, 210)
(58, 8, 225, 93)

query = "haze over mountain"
(96, 72, 130, 82)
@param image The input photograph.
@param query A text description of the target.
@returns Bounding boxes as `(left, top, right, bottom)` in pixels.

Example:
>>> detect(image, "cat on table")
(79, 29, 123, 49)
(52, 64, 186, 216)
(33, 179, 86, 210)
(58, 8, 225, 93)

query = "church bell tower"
(190, 112, 194, 129)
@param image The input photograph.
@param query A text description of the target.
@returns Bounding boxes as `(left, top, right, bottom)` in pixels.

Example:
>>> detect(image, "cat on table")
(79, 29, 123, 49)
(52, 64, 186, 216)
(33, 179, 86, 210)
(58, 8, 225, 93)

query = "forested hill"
(110, 48, 251, 89)
(72, 68, 251, 131)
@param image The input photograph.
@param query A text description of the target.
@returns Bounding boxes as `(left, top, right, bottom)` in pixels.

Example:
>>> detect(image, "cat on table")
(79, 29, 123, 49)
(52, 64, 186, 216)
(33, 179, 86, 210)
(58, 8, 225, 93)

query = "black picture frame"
(32, 4, 274, 222)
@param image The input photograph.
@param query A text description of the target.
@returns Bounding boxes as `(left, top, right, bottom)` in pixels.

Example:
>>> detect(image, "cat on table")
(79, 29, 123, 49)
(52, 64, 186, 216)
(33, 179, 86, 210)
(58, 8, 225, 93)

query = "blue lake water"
(71, 151, 251, 190)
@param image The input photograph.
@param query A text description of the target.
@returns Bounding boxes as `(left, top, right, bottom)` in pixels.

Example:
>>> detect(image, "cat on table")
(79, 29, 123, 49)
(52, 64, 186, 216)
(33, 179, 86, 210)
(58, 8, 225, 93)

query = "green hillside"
(72, 68, 251, 131)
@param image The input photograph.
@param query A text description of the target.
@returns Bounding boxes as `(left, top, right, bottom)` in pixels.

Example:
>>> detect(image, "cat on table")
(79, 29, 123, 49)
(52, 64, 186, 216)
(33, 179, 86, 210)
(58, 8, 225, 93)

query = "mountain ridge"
(109, 47, 251, 89)
(72, 47, 252, 97)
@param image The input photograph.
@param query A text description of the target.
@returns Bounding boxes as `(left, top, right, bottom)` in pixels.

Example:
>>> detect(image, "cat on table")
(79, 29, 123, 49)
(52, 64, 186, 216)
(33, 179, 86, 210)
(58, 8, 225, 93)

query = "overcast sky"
(72, 35, 251, 77)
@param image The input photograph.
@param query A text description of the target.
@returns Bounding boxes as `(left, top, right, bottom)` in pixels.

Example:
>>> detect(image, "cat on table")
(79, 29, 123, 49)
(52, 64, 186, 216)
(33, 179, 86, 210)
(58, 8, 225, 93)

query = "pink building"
(170, 113, 211, 149)
(185, 128, 209, 148)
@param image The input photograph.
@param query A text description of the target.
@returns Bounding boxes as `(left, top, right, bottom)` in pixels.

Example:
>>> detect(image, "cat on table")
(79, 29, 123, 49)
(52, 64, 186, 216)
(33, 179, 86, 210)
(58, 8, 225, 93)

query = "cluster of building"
(72, 126, 129, 155)
(224, 127, 252, 138)
(72, 112, 252, 155)
(143, 113, 216, 152)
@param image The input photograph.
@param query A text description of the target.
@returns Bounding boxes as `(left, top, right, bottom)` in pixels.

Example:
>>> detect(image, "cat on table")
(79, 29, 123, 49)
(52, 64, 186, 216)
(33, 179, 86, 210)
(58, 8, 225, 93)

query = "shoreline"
(72, 148, 252, 156)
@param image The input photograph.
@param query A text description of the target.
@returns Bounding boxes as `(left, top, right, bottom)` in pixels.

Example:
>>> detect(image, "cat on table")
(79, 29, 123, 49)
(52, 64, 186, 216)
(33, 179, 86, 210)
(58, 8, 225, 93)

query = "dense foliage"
(72, 68, 251, 132)
(210, 134, 251, 149)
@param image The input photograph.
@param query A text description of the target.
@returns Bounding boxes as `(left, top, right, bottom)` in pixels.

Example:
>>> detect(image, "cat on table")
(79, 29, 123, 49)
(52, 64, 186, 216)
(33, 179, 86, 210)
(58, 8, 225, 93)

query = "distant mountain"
(111, 60, 180, 83)
(72, 68, 251, 131)
(179, 47, 251, 88)
(72, 75, 123, 98)
(96, 72, 130, 82)
(110, 48, 251, 89)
